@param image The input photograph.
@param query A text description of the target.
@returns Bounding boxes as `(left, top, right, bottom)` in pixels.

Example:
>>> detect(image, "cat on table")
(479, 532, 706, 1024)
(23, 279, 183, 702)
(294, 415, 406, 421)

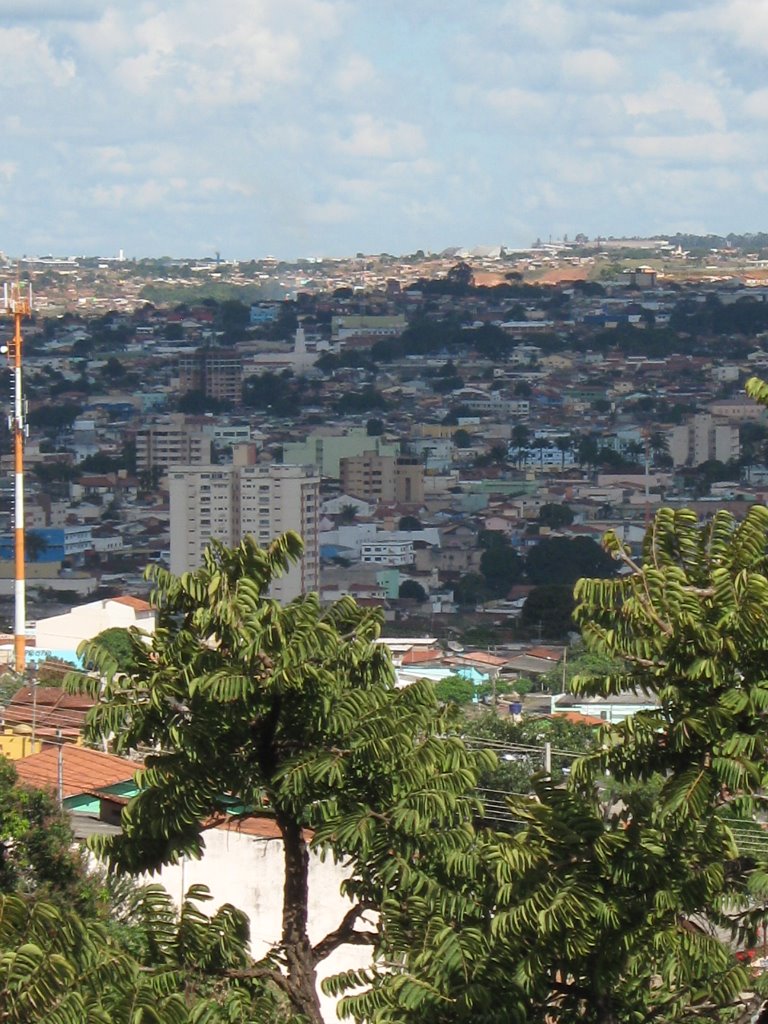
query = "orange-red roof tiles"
(15, 746, 138, 800)
(401, 647, 443, 665)
(111, 596, 153, 611)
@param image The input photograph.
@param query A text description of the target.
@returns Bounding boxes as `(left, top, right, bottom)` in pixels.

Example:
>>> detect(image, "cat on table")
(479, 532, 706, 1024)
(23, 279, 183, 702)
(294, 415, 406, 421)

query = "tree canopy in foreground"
(335, 506, 768, 1024)
(71, 533, 492, 1023)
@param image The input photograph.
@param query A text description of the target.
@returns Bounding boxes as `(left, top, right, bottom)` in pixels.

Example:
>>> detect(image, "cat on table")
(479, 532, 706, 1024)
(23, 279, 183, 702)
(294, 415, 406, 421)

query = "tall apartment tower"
(135, 414, 213, 473)
(669, 414, 740, 468)
(339, 453, 425, 505)
(178, 348, 243, 403)
(169, 453, 320, 601)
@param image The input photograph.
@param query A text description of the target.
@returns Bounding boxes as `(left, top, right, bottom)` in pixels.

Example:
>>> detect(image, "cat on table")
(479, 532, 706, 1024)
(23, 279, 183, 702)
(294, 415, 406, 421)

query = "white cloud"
(500, 1, 579, 46)
(1, 0, 768, 258)
(624, 73, 727, 130)
(713, 0, 768, 54)
(0, 28, 76, 87)
(307, 198, 356, 224)
(336, 115, 426, 160)
(331, 54, 377, 94)
(621, 131, 745, 163)
(561, 48, 621, 88)
(481, 86, 553, 119)
(742, 87, 768, 119)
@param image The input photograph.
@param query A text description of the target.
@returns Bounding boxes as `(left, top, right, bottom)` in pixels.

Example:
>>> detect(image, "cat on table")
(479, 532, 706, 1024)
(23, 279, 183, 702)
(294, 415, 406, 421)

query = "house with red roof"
(35, 595, 155, 654)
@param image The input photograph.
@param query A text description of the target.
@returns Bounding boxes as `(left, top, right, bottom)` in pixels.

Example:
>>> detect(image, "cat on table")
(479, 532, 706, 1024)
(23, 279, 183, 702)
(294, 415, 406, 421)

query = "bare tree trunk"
(277, 810, 324, 1024)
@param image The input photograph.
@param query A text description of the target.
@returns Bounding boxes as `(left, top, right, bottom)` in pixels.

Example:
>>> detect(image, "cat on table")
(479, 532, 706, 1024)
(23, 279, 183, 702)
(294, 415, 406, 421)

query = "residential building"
(669, 414, 740, 467)
(178, 348, 243, 403)
(360, 534, 414, 566)
(35, 595, 155, 653)
(136, 414, 214, 473)
(282, 429, 399, 478)
(331, 313, 406, 340)
(169, 456, 320, 601)
(339, 453, 424, 505)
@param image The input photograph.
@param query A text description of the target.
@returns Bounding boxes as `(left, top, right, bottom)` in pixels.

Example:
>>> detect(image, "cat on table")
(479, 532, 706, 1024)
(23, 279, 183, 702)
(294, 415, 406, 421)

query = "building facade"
(169, 458, 320, 601)
(136, 414, 213, 473)
(282, 429, 400, 479)
(178, 349, 243, 403)
(339, 453, 424, 506)
(669, 414, 740, 468)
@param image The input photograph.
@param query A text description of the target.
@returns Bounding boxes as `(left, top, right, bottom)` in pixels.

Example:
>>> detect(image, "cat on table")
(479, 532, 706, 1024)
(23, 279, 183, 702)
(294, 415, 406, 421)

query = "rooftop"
(15, 745, 137, 800)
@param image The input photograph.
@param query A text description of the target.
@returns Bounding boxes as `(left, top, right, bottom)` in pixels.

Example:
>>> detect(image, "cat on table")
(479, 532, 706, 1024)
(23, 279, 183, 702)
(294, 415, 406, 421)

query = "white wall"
(35, 599, 155, 652)
(150, 824, 375, 1022)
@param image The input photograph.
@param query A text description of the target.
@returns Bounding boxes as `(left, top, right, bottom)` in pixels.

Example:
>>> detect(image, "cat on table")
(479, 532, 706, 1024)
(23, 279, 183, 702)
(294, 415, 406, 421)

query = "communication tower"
(3, 282, 31, 672)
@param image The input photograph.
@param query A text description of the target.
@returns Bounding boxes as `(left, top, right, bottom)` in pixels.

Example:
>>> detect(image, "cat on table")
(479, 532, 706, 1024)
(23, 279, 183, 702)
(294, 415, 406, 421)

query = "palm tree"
(624, 440, 645, 464)
(511, 424, 531, 469)
(554, 435, 572, 471)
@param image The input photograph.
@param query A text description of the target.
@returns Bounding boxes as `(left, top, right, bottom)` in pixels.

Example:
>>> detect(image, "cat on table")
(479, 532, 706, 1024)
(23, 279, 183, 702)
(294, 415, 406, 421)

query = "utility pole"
(56, 729, 64, 808)
(2, 282, 31, 673)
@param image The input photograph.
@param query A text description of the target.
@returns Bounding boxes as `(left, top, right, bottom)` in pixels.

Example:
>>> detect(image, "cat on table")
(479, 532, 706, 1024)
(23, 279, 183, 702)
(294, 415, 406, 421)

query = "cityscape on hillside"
(1, 232, 768, 671)
(10, 0, 768, 1018)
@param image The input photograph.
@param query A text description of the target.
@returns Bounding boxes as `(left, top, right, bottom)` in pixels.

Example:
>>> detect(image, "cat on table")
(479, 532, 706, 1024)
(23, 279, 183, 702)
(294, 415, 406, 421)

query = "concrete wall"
(149, 826, 375, 1022)
(35, 599, 155, 652)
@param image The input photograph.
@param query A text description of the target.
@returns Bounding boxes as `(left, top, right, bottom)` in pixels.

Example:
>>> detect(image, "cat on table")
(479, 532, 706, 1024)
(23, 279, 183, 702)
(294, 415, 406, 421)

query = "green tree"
(0, 758, 95, 915)
(520, 584, 575, 638)
(102, 355, 126, 380)
(433, 674, 474, 705)
(452, 572, 490, 607)
(70, 534, 492, 1023)
(398, 579, 427, 602)
(0, 885, 274, 1023)
(341, 505, 768, 1024)
(479, 541, 524, 598)
(526, 535, 617, 586)
(24, 531, 49, 563)
(511, 424, 531, 468)
(576, 434, 600, 470)
(398, 515, 423, 531)
(537, 502, 574, 528)
(554, 434, 572, 469)
(452, 428, 472, 448)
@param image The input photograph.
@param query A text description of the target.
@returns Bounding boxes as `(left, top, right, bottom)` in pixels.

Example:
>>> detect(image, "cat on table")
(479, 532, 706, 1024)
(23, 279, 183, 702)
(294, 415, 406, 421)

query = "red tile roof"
(111, 596, 153, 611)
(454, 651, 509, 668)
(3, 685, 95, 734)
(402, 646, 443, 665)
(555, 711, 605, 727)
(15, 746, 138, 799)
(204, 813, 313, 841)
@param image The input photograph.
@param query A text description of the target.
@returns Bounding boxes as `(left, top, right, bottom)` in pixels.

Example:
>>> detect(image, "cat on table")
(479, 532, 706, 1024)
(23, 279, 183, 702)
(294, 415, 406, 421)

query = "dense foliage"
(70, 533, 493, 1023)
(334, 504, 768, 1024)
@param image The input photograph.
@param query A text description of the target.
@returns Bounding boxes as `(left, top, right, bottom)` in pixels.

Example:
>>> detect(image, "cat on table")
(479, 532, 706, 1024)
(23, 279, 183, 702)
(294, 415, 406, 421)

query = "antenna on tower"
(3, 281, 31, 673)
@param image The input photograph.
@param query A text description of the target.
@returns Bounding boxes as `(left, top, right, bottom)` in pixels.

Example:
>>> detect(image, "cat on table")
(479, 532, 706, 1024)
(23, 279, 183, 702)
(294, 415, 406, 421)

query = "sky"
(1, 0, 767, 260)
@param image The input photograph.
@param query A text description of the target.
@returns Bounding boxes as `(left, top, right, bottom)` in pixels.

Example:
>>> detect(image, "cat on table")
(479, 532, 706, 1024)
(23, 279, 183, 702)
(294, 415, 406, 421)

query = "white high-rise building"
(169, 452, 320, 601)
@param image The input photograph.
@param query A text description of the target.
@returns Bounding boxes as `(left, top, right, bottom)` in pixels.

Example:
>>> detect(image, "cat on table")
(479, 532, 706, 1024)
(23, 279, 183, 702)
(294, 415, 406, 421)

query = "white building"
(169, 451, 320, 602)
(35, 595, 156, 653)
(127, 817, 374, 1023)
(669, 414, 740, 468)
(136, 414, 213, 473)
(360, 534, 414, 566)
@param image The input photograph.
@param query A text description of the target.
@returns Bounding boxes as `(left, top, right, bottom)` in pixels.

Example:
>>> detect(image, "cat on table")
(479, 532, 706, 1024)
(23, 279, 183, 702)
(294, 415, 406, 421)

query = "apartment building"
(178, 348, 243, 403)
(669, 414, 740, 468)
(169, 455, 320, 601)
(339, 453, 424, 505)
(282, 428, 400, 479)
(136, 414, 213, 473)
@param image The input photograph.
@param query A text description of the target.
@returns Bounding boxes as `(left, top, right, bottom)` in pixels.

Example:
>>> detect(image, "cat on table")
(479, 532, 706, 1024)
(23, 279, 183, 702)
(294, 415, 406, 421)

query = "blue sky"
(1, 0, 767, 259)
